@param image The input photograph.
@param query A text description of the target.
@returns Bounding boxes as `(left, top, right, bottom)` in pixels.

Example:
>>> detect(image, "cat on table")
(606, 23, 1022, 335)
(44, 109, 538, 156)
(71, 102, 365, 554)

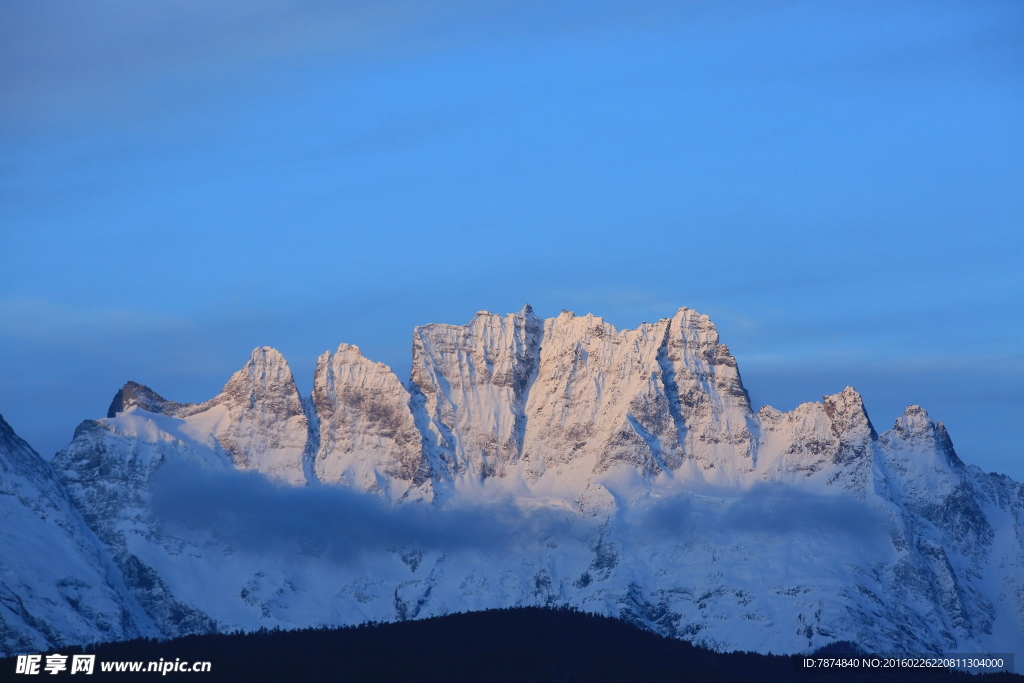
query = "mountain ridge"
(1, 306, 1021, 657)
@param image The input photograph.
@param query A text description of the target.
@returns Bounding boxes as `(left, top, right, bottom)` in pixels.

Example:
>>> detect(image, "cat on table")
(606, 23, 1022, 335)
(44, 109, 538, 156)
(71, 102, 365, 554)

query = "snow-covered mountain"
(0, 414, 155, 653)
(2, 306, 1022, 656)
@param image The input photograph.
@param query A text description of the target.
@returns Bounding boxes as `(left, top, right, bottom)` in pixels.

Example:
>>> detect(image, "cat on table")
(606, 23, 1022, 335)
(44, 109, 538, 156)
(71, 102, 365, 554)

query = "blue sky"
(1, 0, 1022, 477)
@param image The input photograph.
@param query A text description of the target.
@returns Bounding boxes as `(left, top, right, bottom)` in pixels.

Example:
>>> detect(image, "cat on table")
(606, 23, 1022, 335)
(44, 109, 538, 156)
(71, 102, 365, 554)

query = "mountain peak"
(889, 404, 963, 467)
(247, 346, 287, 367)
(207, 347, 308, 483)
(0, 412, 41, 465)
(334, 342, 361, 355)
(670, 307, 720, 345)
(893, 404, 934, 438)
(0, 411, 20, 446)
(106, 381, 171, 418)
(224, 347, 295, 389)
(822, 386, 876, 439)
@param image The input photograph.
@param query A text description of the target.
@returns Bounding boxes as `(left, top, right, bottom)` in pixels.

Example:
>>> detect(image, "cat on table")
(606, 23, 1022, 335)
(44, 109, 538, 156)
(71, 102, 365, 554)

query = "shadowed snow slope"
(2, 307, 1022, 657)
(0, 414, 155, 653)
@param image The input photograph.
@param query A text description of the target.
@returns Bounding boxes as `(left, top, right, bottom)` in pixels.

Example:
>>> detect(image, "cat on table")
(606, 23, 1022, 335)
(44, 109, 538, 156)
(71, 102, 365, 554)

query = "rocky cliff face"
(3, 306, 1022, 657)
(410, 307, 758, 499)
(411, 306, 543, 485)
(314, 343, 432, 499)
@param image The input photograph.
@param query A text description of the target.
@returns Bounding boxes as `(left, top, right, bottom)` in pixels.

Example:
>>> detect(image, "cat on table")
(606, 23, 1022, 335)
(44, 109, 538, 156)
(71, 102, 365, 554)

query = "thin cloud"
(630, 485, 894, 555)
(151, 455, 897, 567)
(150, 459, 576, 563)
(0, 297, 191, 343)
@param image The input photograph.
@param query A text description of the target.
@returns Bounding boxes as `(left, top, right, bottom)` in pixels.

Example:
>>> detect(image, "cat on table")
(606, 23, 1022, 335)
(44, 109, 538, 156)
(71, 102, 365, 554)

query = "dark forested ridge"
(1, 607, 1018, 682)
